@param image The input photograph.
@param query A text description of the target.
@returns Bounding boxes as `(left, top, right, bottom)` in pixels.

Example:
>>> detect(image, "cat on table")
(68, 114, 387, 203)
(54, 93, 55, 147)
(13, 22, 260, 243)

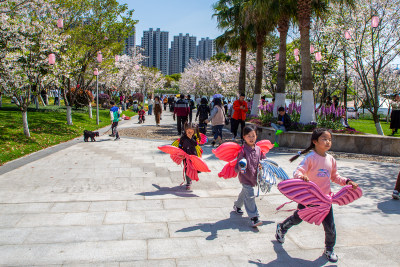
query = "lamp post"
(94, 68, 99, 124)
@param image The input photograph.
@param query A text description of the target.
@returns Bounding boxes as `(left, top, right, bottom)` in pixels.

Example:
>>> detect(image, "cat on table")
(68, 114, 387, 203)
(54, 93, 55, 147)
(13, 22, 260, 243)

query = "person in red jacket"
(173, 94, 190, 135)
(231, 93, 248, 140)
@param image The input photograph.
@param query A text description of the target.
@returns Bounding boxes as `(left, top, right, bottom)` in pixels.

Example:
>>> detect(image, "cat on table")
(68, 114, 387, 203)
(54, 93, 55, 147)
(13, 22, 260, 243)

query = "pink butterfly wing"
(278, 179, 332, 225)
(218, 159, 238, 179)
(332, 185, 363, 206)
(212, 142, 242, 162)
(199, 133, 208, 145)
(256, 140, 274, 155)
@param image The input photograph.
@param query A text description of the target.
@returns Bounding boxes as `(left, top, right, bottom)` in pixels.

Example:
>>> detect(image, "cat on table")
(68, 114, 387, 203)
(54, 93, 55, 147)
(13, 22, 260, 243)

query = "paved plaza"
(0, 112, 399, 266)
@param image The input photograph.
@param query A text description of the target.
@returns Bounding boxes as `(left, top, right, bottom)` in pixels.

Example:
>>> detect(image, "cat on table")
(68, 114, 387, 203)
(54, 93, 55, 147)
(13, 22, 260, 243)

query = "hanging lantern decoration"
(315, 52, 322, 61)
(345, 30, 351, 40)
(48, 54, 55, 65)
(294, 55, 299, 62)
(310, 46, 315, 54)
(115, 55, 119, 62)
(57, 18, 63, 28)
(294, 48, 299, 56)
(372, 16, 379, 28)
(275, 53, 279, 61)
(97, 51, 102, 63)
(135, 65, 140, 70)
(249, 65, 254, 71)
(94, 68, 99, 76)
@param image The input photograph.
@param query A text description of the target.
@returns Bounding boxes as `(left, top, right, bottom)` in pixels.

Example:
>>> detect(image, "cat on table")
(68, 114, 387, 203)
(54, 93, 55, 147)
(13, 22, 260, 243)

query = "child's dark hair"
(289, 128, 332, 162)
(243, 125, 257, 136)
(278, 107, 285, 112)
(110, 100, 115, 105)
(183, 122, 200, 138)
(201, 97, 208, 105)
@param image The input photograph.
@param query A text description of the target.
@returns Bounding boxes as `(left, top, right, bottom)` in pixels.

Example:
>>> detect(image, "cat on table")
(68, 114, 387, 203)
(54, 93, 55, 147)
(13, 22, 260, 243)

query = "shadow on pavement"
(136, 184, 199, 198)
(248, 241, 331, 266)
(176, 211, 273, 240)
(377, 199, 400, 214)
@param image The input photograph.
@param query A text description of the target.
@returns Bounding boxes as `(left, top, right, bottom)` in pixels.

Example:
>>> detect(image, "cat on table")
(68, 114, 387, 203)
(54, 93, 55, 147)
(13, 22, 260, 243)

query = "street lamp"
(95, 51, 102, 125)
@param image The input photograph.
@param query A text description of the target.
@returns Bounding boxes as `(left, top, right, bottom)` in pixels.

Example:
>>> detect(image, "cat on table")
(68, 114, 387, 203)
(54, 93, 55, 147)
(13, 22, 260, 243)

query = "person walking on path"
(205, 98, 225, 147)
(173, 94, 190, 135)
(109, 100, 122, 141)
(392, 170, 400, 199)
(233, 125, 265, 228)
(153, 96, 163, 126)
(275, 128, 358, 263)
(270, 107, 291, 147)
(196, 97, 211, 134)
(147, 96, 154, 115)
(231, 93, 248, 141)
(163, 96, 168, 111)
(390, 94, 400, 136)
(187, 95, 195, 123)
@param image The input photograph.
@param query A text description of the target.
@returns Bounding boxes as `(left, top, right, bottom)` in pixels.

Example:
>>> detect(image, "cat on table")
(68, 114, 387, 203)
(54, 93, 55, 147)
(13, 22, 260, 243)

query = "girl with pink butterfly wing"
(276, 128, 359, 263)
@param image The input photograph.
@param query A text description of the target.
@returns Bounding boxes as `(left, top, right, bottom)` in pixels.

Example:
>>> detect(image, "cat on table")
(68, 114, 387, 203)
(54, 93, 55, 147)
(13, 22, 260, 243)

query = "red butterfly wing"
(218, 160, 238, 179)
(332, 185, 363, 206)
(212, 142, 242, 162)
(256, 140, 274, 155)
(158, 145, 187, 165)
(188, 155, 211, 172)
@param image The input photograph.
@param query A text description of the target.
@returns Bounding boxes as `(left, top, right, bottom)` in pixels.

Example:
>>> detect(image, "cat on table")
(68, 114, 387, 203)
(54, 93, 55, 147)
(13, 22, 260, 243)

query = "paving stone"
(24, 225, 123, 244)
(104, 211, 146, 224)
(0, 240, 147, 266)
(123, 223, 169, 240)
(89, 201, 127, 212)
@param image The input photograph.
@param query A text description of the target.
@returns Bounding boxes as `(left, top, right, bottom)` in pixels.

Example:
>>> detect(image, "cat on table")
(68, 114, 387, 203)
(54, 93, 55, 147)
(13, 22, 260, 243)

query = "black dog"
(83, 130, 99, 142)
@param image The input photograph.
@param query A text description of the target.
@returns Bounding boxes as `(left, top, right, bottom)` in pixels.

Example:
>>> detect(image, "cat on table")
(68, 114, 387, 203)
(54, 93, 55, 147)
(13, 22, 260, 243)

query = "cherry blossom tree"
(321, 0, 400, 135)
(0, 0, 67, 137)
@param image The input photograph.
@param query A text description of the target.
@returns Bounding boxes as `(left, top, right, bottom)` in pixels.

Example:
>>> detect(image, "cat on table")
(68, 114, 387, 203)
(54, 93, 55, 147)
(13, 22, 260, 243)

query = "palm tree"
(274, 1, 297, 117)
(294, 0, 354, 123)
(213, 0, 252, 95)
(245, 0, 276, 115)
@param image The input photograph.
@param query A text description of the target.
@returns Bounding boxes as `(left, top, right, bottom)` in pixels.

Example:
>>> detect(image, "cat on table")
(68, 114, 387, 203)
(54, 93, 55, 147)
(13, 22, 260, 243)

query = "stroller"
(138, 107, 146, 123)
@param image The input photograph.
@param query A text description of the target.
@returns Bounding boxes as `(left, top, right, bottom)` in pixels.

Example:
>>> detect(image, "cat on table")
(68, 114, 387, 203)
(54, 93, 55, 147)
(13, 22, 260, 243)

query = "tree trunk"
(251, 39, 264, 116)
(35, 96, 39, 110)
(372, 113, 383, 135)
(88, 104, 92, 119)
(298, 0, 315, 124)
(66, 106, 73, 125)
(238, 38, 247, 96)
(22, 110, 30, 137)
(275, 17, 289, 117)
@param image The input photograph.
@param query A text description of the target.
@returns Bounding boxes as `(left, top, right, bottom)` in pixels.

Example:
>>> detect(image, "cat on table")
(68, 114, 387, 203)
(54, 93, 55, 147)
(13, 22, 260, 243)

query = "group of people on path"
(174, 119, 358, 263)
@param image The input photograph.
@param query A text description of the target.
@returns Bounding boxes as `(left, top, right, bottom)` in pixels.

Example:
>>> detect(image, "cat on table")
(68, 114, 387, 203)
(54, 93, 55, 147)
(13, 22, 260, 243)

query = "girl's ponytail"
(289, 127, 331, 162)
(289, 144, 314, 162)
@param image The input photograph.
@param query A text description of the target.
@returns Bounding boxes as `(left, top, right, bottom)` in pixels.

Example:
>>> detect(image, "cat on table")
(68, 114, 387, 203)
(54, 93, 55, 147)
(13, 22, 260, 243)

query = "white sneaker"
(324, 249, 338, 263)
(392, 190, 400, 200)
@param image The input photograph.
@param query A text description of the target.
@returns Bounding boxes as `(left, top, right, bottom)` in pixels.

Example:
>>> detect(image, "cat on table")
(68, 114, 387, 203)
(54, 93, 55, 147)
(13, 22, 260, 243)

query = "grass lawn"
(0, 98, 136, 166)
(347, 119, 394, 135)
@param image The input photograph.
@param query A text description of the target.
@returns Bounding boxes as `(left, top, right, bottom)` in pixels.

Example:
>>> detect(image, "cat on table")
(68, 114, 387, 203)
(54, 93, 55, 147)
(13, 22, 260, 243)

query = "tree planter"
(255, 125, 400, 157)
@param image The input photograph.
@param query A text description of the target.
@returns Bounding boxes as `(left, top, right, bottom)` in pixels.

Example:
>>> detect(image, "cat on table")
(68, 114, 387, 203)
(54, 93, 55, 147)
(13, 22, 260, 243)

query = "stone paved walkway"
(0, 110, 399, 266)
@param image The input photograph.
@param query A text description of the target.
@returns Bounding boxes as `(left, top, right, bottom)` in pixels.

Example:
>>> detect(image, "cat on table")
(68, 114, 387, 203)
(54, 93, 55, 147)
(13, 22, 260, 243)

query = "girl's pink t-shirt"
(293, 151, 347, 195)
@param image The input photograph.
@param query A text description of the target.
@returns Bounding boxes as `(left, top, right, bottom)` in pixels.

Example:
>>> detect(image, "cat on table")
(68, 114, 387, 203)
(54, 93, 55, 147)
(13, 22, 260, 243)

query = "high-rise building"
(124, 27, 136, 55)
(141, 28, 169, 75)
(169, 33, 197, 75)
(197, 37, 215, 61)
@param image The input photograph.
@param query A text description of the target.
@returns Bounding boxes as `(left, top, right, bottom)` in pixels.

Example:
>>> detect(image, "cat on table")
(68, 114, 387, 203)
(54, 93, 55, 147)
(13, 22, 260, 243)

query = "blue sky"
(117, 0, 223, 46)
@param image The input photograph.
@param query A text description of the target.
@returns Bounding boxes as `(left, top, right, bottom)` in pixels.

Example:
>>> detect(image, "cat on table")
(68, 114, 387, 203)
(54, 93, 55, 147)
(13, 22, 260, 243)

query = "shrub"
(98, 93, 110, 108)
(66, 87, 94, 108)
